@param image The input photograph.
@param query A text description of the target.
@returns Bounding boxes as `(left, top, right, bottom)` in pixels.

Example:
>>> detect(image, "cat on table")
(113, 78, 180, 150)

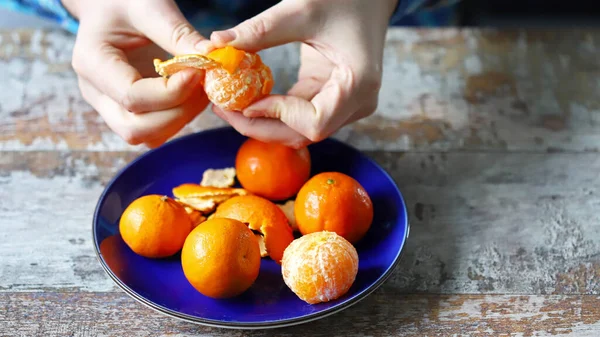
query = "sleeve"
(389, 0, 463, 25)
(0, 0, 79, 34)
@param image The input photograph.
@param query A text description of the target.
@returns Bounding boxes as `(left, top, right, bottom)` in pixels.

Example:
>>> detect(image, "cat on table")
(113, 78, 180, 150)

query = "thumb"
(242, 95, 326, 142)
(210, 1, 314, 51)
(129, 1, 212, 55)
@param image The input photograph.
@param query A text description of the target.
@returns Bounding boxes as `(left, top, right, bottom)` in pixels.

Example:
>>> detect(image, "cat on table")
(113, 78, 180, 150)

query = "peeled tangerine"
(153, 46, 273, 111)
(281, 231, 359, 304)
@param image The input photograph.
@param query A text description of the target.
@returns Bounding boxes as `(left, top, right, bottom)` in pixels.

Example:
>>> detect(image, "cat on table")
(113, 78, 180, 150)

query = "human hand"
(63, 0, 213, 148)
(210, 0, 398, 148)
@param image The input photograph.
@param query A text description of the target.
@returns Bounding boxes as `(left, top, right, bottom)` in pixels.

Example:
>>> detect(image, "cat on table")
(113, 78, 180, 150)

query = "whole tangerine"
(213, 195, 294, 264)
(181, 217, 261, 299)
(295, 172, 373, 244)
(119, 195, 192, 258)
(204, 46, 273, 111)
(236, 138, 311, 201)
(281, 231, 359, 304)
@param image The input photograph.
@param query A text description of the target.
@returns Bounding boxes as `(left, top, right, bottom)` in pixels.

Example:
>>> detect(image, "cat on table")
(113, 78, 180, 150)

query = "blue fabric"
(0, 0, 79, 33)
(390, 0, 461, 26)
(0, 0, 461, 35)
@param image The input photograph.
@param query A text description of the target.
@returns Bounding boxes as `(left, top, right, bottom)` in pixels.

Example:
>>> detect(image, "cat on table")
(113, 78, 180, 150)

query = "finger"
(210, 1, 314, 52)
(145, 136, 171, 149)
(213, 106, 311, 149)
(125, 68, 205, 113)
(79, 77, 209, 145)
(297, 44, 334, 81)
(344, 96, 379, 126)
(74, 40, 205, 113)
(242, 95, 323, 140)
(128, 0, 212, 55)
(286, 77, 323, 101)
(243, 66, 358, 142)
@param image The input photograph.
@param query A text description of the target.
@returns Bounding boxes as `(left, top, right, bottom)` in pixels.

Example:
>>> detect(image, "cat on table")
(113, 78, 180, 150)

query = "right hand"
(209, 0, 396, 149)
(63, 0, 213, 148)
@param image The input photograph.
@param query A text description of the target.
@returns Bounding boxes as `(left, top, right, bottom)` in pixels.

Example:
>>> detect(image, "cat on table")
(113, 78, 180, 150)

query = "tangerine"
(181, 217, 261, 299)
(119, 195, 192, 258)
(153, 46, 273, 111)
(295, 172, 373, 244)
(204, 46, 273, 111)
(235, 138, 311, 201)
(281, 231, 359, 304)
(213, 195, 294, 264)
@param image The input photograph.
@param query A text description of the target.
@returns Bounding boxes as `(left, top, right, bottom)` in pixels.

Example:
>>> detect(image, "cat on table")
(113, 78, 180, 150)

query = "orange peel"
(200, 167, 236, 188)
(173, 183, 249, 214)
(183, 206, 207, 228)
(153, 54, 217, 78)
(207, 46, 246, 74)
(173, 184, 248, 198)
(212, 195, 294, 264)
(277, 200, 297, 231)
(256, 234, 268, 257)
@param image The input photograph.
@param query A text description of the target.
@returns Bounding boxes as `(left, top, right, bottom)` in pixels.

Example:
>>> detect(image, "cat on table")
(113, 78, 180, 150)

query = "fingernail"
(211, 30, 237, 44)
(242, 108, 261, 118)
(176, 69, 201, 87)
(194, 40, 213, 54)
(190, 70, 203, 83)
(213, 107, 229, 122)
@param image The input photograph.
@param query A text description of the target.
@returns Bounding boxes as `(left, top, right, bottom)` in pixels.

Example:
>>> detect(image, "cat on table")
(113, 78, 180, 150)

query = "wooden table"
(2, 27, 600, 336)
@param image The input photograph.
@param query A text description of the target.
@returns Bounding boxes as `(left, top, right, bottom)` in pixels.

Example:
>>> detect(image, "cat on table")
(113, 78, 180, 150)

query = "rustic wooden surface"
(2, 27, 600, 336)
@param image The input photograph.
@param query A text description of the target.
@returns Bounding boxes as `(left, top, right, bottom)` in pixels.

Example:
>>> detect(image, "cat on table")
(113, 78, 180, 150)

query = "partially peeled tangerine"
(153, 46, 274, 111)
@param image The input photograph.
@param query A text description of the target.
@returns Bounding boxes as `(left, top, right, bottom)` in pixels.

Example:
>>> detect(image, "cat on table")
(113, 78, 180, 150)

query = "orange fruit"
(295, 172, 373, 244)
(281, 231, 359, 304)
(181, 217, 261, 299)
(152, 46, 273, 112)
(236, 138, 311, 201)
(119, 195, 192, 258)
(99, 234, 129, 279)
(213, 195, 294, 264)
(204, 46, 273, 111)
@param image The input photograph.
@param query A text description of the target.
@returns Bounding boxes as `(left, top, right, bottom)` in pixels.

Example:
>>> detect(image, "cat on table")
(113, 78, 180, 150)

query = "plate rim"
(92, 126, 410, 329)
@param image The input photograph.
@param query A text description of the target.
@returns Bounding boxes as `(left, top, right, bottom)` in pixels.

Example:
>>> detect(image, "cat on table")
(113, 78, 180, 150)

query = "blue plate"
(93, 127, 409, 329)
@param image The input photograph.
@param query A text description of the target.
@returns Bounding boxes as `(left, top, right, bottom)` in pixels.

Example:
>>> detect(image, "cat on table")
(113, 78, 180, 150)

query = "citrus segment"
(204, 51, 273, 111)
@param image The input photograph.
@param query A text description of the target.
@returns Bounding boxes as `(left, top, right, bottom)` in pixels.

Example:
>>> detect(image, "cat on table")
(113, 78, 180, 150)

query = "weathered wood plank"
(2, 292, 600, 336)
(1, 151, 600, 295)
(2, 29, 600, 152)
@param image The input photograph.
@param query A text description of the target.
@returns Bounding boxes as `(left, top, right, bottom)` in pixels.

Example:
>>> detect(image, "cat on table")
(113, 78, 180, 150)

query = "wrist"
(61, 0, 80, 19)
(388, 0, 400, 17)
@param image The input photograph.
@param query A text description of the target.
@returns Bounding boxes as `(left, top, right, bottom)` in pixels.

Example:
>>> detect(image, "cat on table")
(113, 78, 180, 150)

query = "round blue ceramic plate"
(93, 127, 409, 329)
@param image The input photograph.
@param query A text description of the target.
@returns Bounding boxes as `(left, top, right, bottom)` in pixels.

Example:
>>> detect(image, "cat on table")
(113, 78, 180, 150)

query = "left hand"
(64, 0, 212, 148)
(210, 0, 398, 148)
